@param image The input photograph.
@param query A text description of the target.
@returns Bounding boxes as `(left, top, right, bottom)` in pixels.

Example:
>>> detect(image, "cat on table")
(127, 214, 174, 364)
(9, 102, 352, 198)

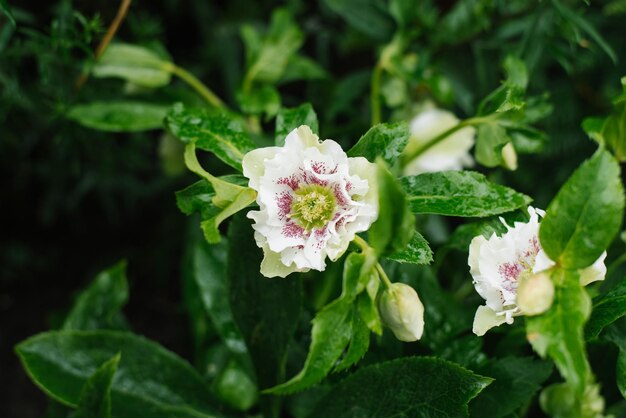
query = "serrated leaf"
(386, 231, 433, 265)
(166, 103, 256, 171)
(275, 103, 319, 146)
(334, 308, 371, 372)
(74, 354, 120, 418)
(369, 161, 415, 256)
(16, 331, 224, 418)
(92, 43, 172, 88)
(400, 171, 531, 217)
(67, 101, 169, 132)
(586, 279, 626, 340)
(539, 148, 624, 269)
(470, 357, 553, 418)
(311, 357, 492, 418)
(266, 298, 352, 395)
(228, 214, 302, 400)
(63, 261, 128, 331)
(347, 122, 410, 166)
(526, 269, 591, 395)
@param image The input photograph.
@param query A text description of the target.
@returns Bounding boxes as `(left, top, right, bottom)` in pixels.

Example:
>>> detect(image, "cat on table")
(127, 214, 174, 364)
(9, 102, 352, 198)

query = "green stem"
(370, 62, 384, 126)
(165, 63, 225, 108)
(400, 114, 497, 166)
(352, 235, 393, 289)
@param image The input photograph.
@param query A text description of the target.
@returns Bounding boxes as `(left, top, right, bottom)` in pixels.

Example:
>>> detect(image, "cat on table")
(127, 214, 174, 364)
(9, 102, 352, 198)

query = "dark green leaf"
(166, 103, 256, 171)
(386, 231, 433, 265)
(526, 269, 591, 395)
(311, 357, 492, 418)
(74, 354, 120, 418)
(1, 0, 16, 27)
(275, 103, 319, 146)
(347, 122, 410, 166)
(470, 357, 553, 418)
(434, 0, 495, 46)
(266, 298, 353, 394)
(63, 261, 128, 331)
(334, 308, 371, 372)
(475, 123, 511, 167)
(228, 214, 302, 399)
(369, 161, 415, 256)
(192, 238, 247, 355)
(586, 279, 626, 340)
(539, 149, 624, 269)
(604, 318, 626, 399)
(92, 43, 172, 88)
(323, 0, 395, 41)
(214, 358, 258, 411)
(67, 102, 169, 132)
(16, 331, 223, 418)
(400, 171, 531, 217)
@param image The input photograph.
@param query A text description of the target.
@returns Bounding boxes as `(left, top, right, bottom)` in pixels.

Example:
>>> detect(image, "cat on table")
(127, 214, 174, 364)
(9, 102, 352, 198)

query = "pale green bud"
(517, 272, 554, 316)
(378, 283, 424, 342)
(501, 142, 518, 171)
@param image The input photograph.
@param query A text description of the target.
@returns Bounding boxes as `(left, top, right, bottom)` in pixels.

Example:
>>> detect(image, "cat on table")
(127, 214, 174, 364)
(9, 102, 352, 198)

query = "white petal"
(579, 251, 607, 286)
(533, 249, 556, 273)
(260, 243, 306, 278)
(472, 305, 509, 336)
(242, 147, 280, 190)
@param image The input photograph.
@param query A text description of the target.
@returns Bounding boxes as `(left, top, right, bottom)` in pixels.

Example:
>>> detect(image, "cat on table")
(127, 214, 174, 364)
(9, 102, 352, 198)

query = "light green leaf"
(539, 148, 624, 269)
(265, 298, 353, 395)
(16, 331, 224, 418)
(166, 103, 256, 171)
(92, 43, 172, 88)
(323, 0, 395, 41)
(347, 122, 410, 166)
(275, 103, 319, 146)
(192, 239, 247, 354)
(369, 160, 415, 257)
(74, 354, 120, 418)
(236, 84, 281, 118)
(199, 188, 257, 244)
(67, 101, 169, 132)
(175, 176, 247, 218)
(311, 357, 492, 418)
(586, 279, 626, 340)
(63, 261, 128, 331)
(280, 55, 328, 84)
(228, 214, 302, 401)
(400, 171, 531, 217)
(526, 269, 591, 395)
(475, 123, 511, 167)
(469, 357, 553, 418)
(386, 231, 433, 265)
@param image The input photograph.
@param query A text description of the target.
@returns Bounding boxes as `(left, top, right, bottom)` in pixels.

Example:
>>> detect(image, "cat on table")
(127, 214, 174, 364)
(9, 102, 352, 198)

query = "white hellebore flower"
(468, 206, 607, 336)
(242, 125, 378, 278)
(403, 108, 475, 175)
(378, 283, 425, 342)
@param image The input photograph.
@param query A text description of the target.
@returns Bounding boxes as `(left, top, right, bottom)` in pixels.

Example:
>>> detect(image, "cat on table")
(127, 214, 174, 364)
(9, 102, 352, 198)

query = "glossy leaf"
(275, 103, 319, 146)
(16, 330, 224, 418)
(228, 214, 302, 399)
(67, 101, 169, 132)
(347, 122, 410, 166)
(63, 261, 128, 331)
(526, 269, 591, 395)
(470, 357, 553, 418)
(92, 43, 172, 88)
(400, 171, 531, 217)
(166, 103, 256, 171)
(311, 357, 492, 418)
(369, 161, 415, 257)
(586, 279, 626, 340)
(74, 354, 120, 418)
(386, 231, 433, 265)
(540, 148, 624, 269)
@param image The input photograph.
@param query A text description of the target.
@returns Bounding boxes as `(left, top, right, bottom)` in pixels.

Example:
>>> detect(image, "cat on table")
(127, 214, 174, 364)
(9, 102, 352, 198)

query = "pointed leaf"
(75, 354, 120, 418)
(347, 122, 410, 166)
(386, 231, 433, 265)
(92, 43, 172, 88)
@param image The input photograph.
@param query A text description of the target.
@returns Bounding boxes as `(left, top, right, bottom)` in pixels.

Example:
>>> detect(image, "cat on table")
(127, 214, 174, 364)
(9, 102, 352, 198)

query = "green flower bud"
(378, 283, 424, 342)
(517, 272, 554, 316)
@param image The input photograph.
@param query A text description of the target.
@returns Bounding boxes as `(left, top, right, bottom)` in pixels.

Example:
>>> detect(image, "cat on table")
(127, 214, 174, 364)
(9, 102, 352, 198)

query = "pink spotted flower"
(468, 207, 607, 336)
(242, 125, 378, 278)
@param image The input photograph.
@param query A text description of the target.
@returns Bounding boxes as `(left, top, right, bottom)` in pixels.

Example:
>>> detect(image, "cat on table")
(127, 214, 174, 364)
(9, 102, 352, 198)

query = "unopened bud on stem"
(378, 283, 424, 342)
(517, 272, 554, 316)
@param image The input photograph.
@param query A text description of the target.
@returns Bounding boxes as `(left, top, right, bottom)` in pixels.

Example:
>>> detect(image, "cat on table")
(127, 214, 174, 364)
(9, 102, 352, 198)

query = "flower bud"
(378, 283, 424, 342)
(501, 142, 518, 171)
(517, 272, 554, 316)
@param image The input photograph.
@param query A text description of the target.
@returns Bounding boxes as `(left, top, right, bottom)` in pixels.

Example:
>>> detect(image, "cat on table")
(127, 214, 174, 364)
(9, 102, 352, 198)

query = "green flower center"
(290, 184, 337, 231)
